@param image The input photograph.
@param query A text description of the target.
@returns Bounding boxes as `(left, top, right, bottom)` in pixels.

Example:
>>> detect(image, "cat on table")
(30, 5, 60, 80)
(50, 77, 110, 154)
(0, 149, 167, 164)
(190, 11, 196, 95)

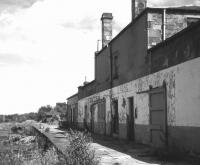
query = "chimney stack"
(101, 13, 113, 48)
(132, 0, 147, 20)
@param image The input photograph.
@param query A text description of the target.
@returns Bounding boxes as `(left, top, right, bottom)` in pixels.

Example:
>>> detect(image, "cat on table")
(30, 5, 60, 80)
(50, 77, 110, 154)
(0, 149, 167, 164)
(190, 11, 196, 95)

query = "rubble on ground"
(19, 136, 36, 144)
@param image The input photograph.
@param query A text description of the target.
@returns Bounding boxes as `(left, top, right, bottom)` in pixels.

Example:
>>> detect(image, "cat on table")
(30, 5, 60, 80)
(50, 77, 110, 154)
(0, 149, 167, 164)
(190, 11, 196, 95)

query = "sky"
(0, 0, 199, 115)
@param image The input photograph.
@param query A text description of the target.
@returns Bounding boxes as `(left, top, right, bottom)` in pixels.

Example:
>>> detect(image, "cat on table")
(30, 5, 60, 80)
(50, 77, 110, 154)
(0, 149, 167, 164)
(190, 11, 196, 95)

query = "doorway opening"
(112, 100, 119, 135)
(127, 97, 135, 141)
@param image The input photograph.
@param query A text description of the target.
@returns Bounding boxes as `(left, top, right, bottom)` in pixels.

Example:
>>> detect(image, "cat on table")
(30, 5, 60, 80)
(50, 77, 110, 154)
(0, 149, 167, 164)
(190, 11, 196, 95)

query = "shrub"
(64, 129, 99, 165)
(0, 142, 25, 165)
(45, 127, 50, 133)
(11, 125, 23, 134)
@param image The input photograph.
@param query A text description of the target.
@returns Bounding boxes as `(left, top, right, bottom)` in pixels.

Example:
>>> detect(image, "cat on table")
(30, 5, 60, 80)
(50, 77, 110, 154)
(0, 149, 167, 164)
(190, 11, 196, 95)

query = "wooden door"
(98, 101, 106, 135)
(149, 87, 167, 148)
(90, 105, 95, 132)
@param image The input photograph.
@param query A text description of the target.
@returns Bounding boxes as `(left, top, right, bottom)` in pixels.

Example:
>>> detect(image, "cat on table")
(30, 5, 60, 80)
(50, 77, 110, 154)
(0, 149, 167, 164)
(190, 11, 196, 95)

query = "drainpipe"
(109, 44, 113, 89)
(109, 43, 113, 136)
(162, 9, 166, 41)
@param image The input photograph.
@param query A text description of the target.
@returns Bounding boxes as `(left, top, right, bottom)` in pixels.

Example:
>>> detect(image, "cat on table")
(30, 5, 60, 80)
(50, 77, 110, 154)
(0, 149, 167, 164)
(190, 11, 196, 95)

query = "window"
(114, 56, 118, 78)
(113, 51, 119, 79)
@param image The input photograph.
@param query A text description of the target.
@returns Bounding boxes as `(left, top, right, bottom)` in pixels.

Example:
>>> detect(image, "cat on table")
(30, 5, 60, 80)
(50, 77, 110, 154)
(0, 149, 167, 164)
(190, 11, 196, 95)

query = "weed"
(64, 129, 99, 165)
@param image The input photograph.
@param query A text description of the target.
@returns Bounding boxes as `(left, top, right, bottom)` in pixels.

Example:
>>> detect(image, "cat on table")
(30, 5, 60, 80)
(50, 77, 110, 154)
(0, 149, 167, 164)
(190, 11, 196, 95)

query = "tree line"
(0, 103, 67, 123)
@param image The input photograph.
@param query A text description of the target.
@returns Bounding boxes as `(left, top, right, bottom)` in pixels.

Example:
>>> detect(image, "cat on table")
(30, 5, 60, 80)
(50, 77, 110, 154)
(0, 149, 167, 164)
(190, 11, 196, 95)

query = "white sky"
(0, 0, 199, 115)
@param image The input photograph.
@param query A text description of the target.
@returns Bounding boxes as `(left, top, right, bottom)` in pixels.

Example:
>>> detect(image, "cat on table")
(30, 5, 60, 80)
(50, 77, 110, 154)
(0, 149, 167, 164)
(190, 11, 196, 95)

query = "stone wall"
(150, 21, 200, 73)
(148, 12, 200, 48)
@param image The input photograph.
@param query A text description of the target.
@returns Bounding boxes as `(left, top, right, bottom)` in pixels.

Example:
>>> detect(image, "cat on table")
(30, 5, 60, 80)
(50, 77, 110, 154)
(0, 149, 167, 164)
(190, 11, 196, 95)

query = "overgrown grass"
(0, 140, 62, 165)
(64, 129, 99, 165)
(0, 126, 99, 165)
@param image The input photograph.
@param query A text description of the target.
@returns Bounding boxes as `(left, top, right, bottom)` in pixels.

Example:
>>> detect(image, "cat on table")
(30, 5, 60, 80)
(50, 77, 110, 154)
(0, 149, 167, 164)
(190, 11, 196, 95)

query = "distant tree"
(0, 112, 38, 123)
(54, 103, 67, 120)
(37, 105, 53, 122)
(18, 114, 26, 122)
(26, 112, 38, 120)
(0, 115, 4, 123)
(4, 114, 19, 122)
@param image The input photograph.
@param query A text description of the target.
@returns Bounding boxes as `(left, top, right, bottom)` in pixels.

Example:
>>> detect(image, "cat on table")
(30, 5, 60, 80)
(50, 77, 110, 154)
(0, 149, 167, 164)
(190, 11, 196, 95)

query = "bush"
(45, 127, 50, 133)
(64, 129, 99, 165)
(0, 142, 25, 165)
(11, 125, 23, 134)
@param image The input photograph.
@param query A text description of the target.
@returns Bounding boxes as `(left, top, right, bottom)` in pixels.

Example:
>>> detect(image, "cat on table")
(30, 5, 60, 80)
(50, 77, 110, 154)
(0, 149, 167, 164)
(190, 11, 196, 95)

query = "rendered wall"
(67, 95, 78, 125)
(78, 90, 112, 134)
(78, 57, 200, 154)
(67, 95, 78, 105)
(78, 81, 96, 99)
(95, 47, 111, 93)
(95, 48, 110, 84)
(111, 13, 148, 88)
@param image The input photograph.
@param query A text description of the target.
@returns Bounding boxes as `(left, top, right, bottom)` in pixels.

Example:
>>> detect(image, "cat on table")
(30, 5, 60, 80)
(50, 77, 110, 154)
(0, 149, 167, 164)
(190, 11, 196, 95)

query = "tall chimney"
(132, 0, 147, 20)
(101, 13, 113, 48)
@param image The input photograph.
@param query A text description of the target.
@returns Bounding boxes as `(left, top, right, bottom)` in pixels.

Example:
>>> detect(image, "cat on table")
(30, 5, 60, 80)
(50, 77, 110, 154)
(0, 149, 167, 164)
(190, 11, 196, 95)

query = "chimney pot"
(132, 0, 147, 20)
(101, 13, 113, 20)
